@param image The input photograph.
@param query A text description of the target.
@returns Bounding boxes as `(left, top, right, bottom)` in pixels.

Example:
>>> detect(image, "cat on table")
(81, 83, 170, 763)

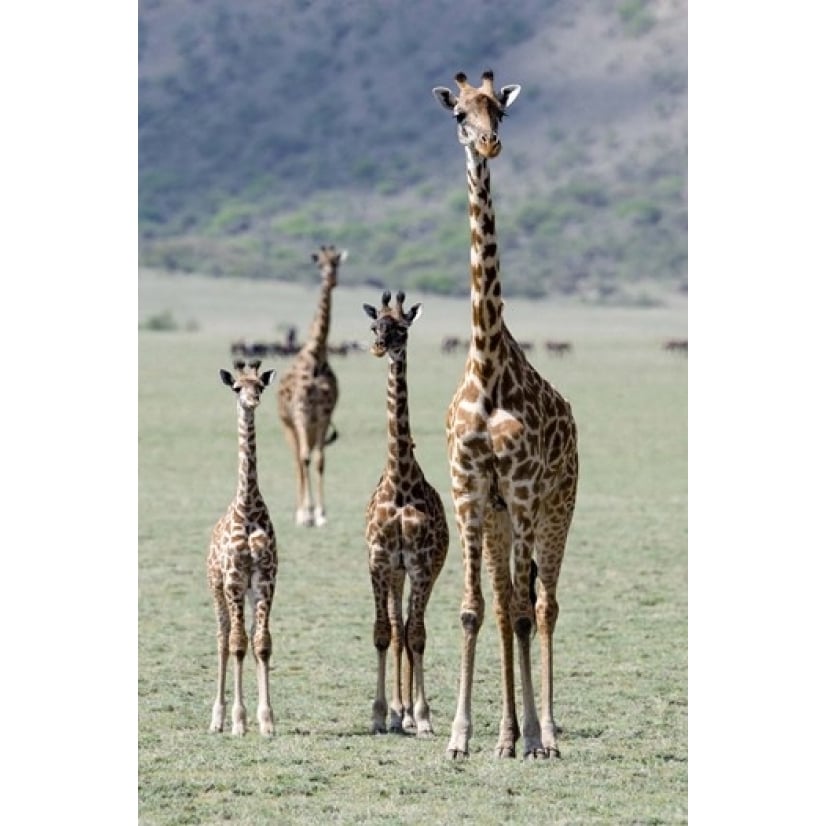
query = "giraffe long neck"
(384, 354, 414, 479)
(304, 278, 333, 361)
(465, 148, 507, 364)
(235, 406, 260, 509)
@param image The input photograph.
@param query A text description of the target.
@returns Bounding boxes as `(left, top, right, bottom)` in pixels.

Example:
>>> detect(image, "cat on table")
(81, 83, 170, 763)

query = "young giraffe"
(277, 245, 346, 527)
(363, 290, 449, 737)
(208, 359, 278, 737)
(433, 71, 579, 760)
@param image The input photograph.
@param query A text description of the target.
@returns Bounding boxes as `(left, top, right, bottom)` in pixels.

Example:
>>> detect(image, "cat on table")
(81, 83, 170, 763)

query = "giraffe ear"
(260, 369, 275, 386)
(499, 84, 521, 109)
(363, 303, 377, 319)
(433, 87, 457, 111)
(219, 369, 234, 386)
(406, 303, 423, 325)
(339, 249, 349, 262)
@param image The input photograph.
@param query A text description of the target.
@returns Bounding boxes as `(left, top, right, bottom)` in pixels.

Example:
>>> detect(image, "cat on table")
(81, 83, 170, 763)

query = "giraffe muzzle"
(476, 136, 502, 159)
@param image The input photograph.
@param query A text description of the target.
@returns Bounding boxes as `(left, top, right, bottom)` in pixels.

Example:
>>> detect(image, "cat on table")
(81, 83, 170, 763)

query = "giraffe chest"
(447, 368, 567, 483)
(367, 478, 446, 557)
(210, 509, 276, 577)
(280, 364, 337, 409)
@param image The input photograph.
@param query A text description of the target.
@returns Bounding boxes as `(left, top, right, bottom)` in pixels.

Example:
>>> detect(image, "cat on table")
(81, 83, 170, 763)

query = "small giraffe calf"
(363, 291, 449, 736)
(208, 359, 278, 736)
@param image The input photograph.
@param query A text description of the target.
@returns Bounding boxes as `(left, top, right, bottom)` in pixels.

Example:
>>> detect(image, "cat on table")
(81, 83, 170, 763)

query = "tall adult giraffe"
(432, 70, 579, 760)
(277, 245, 345, 527)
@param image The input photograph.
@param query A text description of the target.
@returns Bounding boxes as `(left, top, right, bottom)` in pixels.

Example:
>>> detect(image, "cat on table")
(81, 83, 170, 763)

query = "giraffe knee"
(229, 629, 248, 656)
(514, 616, 532, 639)
(460, 610, 482, 634)
(254, 629, 272, 661)
(374, 623, 391, 651)
(406, 621, 426, 654)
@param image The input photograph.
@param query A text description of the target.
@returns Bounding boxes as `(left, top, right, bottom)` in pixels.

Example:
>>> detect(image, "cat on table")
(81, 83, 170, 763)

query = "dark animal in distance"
(544, 340, 572, 356)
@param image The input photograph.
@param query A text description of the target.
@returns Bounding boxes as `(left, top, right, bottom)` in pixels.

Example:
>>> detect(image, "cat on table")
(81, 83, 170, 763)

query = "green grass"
(139, 272, 687, 824)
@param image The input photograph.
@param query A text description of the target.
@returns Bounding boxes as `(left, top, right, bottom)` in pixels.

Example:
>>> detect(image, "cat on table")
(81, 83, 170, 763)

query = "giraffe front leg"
(370, 561, 391, 734)
(405, 582, 436, 737)
(446, 573, 485, 756)
(296, 456, 314, 527)
(283, 424, 314, 527)
(228, 596, 248, 736)
(312, 448, 327, 527)
(447, 493, 485, 759)
(388, 575, 406, 733)
(511, 540, 546, 759)
(251, 594, 274, 737)
(446, 600, 482, 758)
(407, 623, 434, 737)
(231, 660, 247, 735)
(483, 510, 519, 758)
(210, 626, 229, 732)
(535, 573, 562, 757)
(209, 583, 230, 733)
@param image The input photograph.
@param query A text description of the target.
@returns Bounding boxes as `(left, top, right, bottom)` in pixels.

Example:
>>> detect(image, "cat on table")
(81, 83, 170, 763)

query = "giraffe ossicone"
(433, 70, 579, 761)
(207, 359, 278, 737)
(363, 290, 449, 738)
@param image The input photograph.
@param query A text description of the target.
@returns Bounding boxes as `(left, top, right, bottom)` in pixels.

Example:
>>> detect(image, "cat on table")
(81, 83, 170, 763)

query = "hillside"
(138, 0, 687, 303)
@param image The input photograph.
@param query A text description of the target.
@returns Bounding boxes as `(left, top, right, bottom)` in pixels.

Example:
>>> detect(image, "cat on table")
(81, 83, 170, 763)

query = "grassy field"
(138, 271, 687, 824)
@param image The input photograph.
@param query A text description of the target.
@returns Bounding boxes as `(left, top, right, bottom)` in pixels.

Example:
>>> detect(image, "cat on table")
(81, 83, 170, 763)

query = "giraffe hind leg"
(209, 582, 230, 733)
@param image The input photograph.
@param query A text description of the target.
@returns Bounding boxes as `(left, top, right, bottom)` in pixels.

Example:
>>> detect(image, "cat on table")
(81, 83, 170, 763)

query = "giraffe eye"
(454, 111, 466, 124)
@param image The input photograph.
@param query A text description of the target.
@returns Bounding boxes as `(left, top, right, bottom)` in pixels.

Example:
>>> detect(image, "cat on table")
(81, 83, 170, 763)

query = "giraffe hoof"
(494, 745, 517, 759)
(446, 747, 469, 761)
(524, 747, 557, 760)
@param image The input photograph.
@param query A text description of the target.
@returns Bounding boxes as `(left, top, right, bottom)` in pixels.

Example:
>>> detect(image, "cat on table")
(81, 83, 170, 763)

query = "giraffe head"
(363, 290, 422, 361)
(219, 359, 275, 410)
(311, 244, 348, 288)
(432, 69, 521, 159)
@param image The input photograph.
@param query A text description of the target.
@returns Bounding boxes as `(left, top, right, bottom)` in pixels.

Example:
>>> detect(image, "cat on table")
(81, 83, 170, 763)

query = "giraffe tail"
(324, 423, 339, 446)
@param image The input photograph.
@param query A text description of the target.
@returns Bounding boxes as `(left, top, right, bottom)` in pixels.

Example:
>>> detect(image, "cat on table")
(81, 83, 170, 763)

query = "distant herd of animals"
(441, 336, 573, 355)
(206, 70, 685, 763)
(234, 332, 684, 360)
(231, 329, 365, 358)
